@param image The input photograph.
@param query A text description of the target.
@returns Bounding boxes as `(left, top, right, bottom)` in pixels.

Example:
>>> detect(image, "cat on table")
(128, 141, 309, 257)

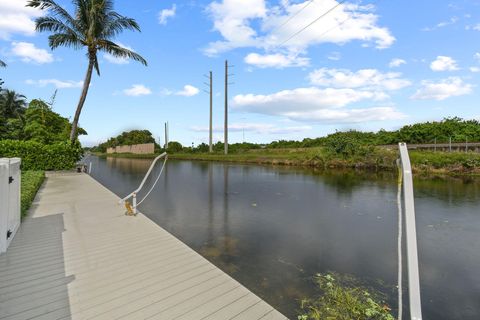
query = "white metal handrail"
(120, 152, 167, 214)
(398, 143, 423, 320)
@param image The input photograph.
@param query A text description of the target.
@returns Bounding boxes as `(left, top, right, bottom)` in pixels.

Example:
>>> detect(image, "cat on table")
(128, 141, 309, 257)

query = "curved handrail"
(119, 152, 167, 211)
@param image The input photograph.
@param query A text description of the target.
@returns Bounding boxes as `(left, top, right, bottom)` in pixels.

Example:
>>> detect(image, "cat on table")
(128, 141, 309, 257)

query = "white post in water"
(89, 162, 92, 174)
(398, 143, 423, 320)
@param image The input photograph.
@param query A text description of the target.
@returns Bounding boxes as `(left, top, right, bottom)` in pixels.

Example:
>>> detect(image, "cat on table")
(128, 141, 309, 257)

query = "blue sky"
(1, 0, 480, 146)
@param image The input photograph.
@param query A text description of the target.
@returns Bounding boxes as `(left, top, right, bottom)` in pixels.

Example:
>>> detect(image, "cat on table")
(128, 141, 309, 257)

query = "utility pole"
(203, 71, 214, 153)
(164, 122, 169, 149)
(224, 60, 234, 155)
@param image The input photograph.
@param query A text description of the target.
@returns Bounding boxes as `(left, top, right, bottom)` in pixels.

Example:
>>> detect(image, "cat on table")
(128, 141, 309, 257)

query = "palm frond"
(49, 33, 84, 50)
(93, 54, 100, 76)
(98, 40, 147, 66)
(35, 16, 82, 37)
(102, 16, 141, 38)
(27, 0, 77, 29)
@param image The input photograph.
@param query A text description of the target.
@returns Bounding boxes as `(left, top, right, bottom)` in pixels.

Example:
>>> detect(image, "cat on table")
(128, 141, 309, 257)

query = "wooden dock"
(0, 173, 288, 320)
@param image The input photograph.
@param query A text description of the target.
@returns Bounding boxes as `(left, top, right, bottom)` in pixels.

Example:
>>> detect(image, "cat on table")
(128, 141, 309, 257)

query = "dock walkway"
(0, 173, 287, 320)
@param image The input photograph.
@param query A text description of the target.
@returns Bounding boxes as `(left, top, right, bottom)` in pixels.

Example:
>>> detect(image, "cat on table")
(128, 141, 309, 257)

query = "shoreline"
(92, 150, 480, 177)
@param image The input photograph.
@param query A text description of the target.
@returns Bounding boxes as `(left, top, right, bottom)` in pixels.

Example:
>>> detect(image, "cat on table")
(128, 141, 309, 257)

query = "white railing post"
(0, 158, 21, 255)
(398, 143, 423, 320)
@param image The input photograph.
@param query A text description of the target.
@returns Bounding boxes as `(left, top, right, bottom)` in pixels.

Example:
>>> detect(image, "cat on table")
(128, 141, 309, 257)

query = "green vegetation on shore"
(95, 147, 480, 175)
(21, 171, 45, 218)
(1, 89, 84, 171)
(92, 118, 480, 175)
(0, 140, 82, 171)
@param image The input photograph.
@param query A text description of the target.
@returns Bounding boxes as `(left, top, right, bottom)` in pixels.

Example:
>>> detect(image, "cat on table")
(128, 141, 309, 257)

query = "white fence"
(0, 158, 21, 254)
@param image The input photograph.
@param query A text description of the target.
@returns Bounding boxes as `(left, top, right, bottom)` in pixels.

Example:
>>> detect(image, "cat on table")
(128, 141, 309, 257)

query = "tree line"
(0, 89, 86, 143)
(91, 117, 480, 155)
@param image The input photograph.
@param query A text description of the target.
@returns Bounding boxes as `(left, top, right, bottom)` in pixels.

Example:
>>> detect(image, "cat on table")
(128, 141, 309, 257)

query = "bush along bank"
(0, 140, 83, 170)
(21, 171, 45, 218)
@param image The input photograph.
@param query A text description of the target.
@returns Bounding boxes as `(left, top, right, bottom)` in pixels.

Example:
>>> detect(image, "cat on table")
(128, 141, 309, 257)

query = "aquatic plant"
(298, 273, 394, 320)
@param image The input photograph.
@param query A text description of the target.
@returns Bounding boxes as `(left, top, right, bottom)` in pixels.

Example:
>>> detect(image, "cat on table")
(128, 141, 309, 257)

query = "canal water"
(89, 156, 480, 319)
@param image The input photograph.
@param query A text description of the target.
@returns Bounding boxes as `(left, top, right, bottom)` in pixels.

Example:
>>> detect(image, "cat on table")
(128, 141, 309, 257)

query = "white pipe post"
(133, 193, 137, 215)
(398, 143, 423, 320)
(89, 162, 92, 174)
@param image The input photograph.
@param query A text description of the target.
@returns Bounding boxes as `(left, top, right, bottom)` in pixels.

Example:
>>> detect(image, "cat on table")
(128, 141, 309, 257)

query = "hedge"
(21, 171, 45, 218)
(0, 140, 83, 170)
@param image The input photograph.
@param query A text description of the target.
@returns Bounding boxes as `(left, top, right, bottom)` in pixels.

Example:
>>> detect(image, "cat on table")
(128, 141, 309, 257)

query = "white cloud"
(159, 4, 176, 25)
(0, 2, 43, 39)
(244, 52, 309, 68)
(176, 85, 199, 97)
(470, 67, 480, 73)
(430, 56, 459, 71)
(411, 77, 472, 101)
(327, 51, 341, 61)
(123, 84, 152, 96)
(191, 123, 312, 134)
(232, 87, 404, 123)
(389, 58, 406, 68)
(205, 0, 394, 58)
(205, 0, 266, 56)
(11, 42, 53, 64)
(308, 68, 411, 91)
(103, 43, 133, 64)
(26, 79, 83, 89)
(423, 17, 458, 31)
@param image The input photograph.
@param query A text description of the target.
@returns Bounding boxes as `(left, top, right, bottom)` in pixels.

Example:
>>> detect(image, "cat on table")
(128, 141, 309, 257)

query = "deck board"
(0, 173, 288, 320)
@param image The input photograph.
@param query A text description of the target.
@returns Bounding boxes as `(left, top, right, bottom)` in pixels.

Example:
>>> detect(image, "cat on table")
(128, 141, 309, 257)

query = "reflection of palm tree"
(27, 0, 147, 143)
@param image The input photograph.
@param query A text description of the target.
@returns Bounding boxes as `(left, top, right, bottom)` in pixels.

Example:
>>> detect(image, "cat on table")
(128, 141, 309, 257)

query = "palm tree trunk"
(70, 58, 94, 143)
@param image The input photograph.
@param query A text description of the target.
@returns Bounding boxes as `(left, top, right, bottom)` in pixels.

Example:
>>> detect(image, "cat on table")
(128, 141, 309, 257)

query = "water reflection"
(89, 157, 480, 320)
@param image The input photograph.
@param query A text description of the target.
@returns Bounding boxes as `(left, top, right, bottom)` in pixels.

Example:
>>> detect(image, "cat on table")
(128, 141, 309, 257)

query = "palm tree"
(0, 59, 5, 89)
(0, 90, 27, 120)
(27, 0, 147, 143)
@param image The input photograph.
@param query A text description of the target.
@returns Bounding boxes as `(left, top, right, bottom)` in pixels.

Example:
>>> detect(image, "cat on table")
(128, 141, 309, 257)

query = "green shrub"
(166, 141, 183, 153)
(324, 134, 371, 159)
(298, 273, 394, 320)
(21, 171, 45, 217)
(0, 140, 83, 170)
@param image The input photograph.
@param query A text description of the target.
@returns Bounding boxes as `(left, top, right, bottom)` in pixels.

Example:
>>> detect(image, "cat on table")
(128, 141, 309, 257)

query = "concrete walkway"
(0, 173, 288, 320)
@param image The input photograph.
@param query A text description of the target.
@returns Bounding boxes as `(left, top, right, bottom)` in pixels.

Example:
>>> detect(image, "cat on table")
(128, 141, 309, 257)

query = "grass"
(21, 171, 45, 218)
(94, 147, 480, 176)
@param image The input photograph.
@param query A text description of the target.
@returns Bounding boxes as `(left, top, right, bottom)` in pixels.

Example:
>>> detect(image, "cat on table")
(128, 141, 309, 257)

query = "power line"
(279, 0, 347, 46)
(273, 0, 316, 33)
